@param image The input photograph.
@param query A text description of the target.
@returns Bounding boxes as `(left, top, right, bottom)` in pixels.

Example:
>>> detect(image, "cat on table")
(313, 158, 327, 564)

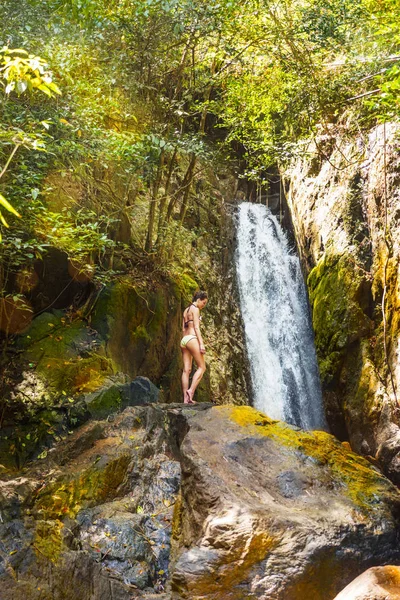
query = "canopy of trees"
(0, 0, 398, 284)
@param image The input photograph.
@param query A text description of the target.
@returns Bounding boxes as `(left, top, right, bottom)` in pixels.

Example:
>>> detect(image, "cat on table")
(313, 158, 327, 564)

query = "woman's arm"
(193, 307, 205, 353)
(182, 316, 186, 334)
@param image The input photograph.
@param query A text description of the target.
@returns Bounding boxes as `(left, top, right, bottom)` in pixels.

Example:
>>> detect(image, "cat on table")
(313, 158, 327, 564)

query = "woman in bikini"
(181, 291, 208, 404)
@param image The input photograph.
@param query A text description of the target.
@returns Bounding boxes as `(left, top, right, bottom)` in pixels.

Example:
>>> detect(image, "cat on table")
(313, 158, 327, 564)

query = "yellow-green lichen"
(33, 519, 64, 563)
(173, 273, 198, 301)
(34, 453, 131, 520)
(307, 252, 372, 385)
(223, 405, 398, 511)
(18, 312, 113, 394)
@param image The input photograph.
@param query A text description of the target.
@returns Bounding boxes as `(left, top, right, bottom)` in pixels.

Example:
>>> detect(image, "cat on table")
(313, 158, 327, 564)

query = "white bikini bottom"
(180, 335, 197, 348)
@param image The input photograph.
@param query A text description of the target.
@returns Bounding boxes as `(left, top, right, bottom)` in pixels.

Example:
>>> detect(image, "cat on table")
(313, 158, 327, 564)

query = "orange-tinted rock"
(170, 406, 400, 600)
(333, 566, 400, 600)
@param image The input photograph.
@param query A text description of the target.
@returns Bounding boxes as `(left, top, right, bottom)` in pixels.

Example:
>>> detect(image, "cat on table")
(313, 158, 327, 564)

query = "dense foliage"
(0, 0, 399, 299)
(0, 0, 398, 464)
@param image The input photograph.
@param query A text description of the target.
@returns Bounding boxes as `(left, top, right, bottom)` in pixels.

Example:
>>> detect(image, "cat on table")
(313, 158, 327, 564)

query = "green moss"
(17, 311, 113, 394)
(318, 351, 343, 385)
(41, 355, 113, 394)
(225, 405, 397, 511)
(131, 324, 151, 343)
(34, 519, 64, 563)
(307, 252, 372, 385)
(85, 385, 122, 418)
(20, 312, 86, 357)
(34, 453, 131, 519)
(173, 273, 198, 300)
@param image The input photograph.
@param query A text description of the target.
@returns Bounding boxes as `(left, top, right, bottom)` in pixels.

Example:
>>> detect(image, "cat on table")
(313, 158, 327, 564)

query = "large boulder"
(333, 566, 400, 600)
(84, 376, 161, 419)
(170, 405, 400, 600)
(0, 403, 194, 599)
(2, 403, 400, 600)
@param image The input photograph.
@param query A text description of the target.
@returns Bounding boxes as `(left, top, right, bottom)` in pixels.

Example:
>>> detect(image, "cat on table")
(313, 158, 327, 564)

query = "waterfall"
(235, 202, 326, 430)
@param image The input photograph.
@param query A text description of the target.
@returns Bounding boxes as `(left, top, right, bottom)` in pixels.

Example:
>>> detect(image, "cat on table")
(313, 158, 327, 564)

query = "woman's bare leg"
(181, 347, 193, 403)
(186, 339, 206, 402)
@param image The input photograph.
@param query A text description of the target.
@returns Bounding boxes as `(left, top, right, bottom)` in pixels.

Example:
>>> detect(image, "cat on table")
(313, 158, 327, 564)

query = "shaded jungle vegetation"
(1, 0, 399, 275)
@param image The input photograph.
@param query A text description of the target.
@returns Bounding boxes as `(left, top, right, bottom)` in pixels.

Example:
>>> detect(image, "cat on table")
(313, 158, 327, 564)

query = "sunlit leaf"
(0, 193, 21, 217)
(0, 211, 9, 227)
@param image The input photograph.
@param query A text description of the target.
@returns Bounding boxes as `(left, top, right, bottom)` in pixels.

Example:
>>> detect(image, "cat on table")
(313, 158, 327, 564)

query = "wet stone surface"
(0, 404, 194, 600)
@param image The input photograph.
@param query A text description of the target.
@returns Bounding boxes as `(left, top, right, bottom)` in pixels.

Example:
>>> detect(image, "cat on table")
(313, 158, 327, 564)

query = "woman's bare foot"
(185, 389, 196, 404)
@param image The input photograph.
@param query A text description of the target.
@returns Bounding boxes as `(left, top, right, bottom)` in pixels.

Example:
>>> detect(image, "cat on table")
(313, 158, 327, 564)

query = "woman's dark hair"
(192, 290, 208, 302)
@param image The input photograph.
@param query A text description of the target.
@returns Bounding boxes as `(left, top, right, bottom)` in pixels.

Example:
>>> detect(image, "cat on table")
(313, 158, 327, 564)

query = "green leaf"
(7, 48, 29, 55)
(0, 211, 9, 227)
(16, 80, 28, 94)
(37, 84, 52, 97)
(0, 193, 21, 217)
(46, 81, 62, 95)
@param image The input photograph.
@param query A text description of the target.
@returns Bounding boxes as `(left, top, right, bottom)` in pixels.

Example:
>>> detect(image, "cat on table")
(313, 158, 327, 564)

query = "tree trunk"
(178, 47, 218, 224)
(157, 146, 178, 240)
(178, 153, 197, 223)
(145, 149, 165, 252)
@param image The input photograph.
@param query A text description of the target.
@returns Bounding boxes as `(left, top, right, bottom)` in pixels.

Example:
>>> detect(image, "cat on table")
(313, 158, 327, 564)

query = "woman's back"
(183, 304, 198, 335)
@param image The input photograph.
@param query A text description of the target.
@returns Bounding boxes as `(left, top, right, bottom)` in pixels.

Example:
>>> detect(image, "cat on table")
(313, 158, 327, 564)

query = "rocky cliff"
(285, 122, 400, 482)
(0, 171, 251, 468)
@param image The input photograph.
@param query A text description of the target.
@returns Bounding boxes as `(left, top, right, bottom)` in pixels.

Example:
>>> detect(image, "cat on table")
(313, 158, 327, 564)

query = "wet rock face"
(2, 404, 400, 600)
(333, 566, 400, 600)
(170, 406, 400, 600)
(90, 280, 183, 392)
(285, 123, 400, 478)
(0, 404, 189, 600)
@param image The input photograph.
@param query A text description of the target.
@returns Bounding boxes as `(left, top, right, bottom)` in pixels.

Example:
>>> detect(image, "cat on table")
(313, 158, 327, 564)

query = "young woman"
(180, 291, 208, 404)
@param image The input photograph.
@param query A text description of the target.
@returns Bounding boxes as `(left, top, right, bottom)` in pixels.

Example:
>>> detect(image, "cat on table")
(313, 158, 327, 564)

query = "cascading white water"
(235, 202, 326, 430)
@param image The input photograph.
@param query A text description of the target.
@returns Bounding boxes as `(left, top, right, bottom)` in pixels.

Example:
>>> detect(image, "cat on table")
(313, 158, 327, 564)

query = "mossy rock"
(84, 385, 122, 419)
(17, 311, 87, 357)
(90, 278, 183, 388)
(308, 252, 373, 385)
(84, 376, 161, 419)
(34, 453, 132, 520)
(16, 311, 113, 396)
(172, 405, 400, 599)
(226, 405, 393, 510)
(173, 273, 198, 301)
